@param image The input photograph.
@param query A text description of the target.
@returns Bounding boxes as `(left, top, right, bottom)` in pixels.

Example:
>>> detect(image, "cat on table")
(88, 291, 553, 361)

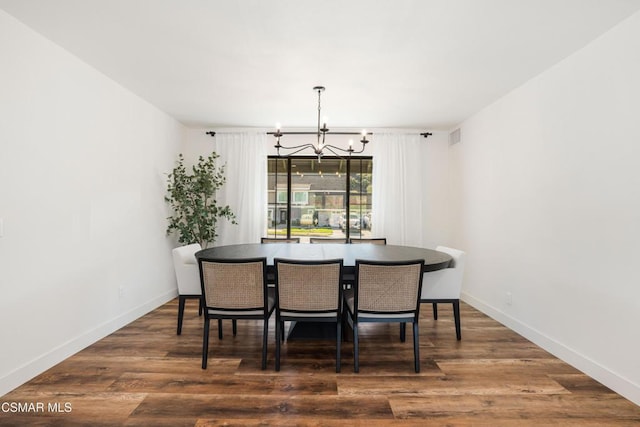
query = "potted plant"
(165, 152, 236, 248)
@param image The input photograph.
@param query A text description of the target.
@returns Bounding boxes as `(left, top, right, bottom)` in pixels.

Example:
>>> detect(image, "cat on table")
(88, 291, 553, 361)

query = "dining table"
(196, 242, 452, 274)
(195, 242, 453, 339)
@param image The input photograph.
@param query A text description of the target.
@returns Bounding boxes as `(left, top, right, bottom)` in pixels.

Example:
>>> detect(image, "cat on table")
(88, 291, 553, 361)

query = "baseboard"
(0, 289, 177, 396)
(461, 291, 640, 406)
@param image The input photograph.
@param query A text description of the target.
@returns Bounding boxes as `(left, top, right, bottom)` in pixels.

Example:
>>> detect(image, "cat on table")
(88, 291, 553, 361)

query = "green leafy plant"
(165, 152, 236, 248)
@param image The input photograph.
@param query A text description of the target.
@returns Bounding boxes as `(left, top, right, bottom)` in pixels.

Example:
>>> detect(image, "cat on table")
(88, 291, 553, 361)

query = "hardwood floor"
(1, 299, 639, 426)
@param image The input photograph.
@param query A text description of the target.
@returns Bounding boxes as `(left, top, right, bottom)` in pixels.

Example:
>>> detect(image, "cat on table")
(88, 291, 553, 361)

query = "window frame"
(267, 155, 372, 240)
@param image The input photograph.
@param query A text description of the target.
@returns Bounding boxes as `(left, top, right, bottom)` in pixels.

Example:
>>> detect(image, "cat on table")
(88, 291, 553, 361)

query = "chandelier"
(272, 86, 369, 161)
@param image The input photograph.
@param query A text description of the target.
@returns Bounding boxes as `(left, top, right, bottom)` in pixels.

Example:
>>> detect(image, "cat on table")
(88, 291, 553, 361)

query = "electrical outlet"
(119, 286, 125, 298)
(506, 292, 512, 306)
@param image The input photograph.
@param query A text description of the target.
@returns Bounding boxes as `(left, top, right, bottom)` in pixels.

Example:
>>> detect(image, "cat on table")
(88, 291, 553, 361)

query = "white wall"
(451, 11, 640, 404)
(0, 11, 184, 395)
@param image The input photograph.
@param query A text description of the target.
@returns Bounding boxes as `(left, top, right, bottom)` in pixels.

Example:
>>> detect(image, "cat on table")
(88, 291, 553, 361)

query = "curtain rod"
(206, 131, 432, 138)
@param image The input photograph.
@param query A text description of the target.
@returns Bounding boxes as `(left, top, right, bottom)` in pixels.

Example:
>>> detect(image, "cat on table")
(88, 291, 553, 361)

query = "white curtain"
(214, 132, 267, 246)
(371, 133, 426, 247)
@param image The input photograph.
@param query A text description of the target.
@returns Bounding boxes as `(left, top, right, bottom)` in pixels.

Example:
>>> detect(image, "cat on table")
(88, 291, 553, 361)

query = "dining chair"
(261, 237, 300, 283)
(420, 246, 466, 340)
(344, 259, 424, 373)
(172, 243, 203, 335)
(198, 257, 274, 369)
(274, 258, 344, 372)
(309, 237, 347, 244)
(349, 238, 387, 245)
(261, 237, 300, 243)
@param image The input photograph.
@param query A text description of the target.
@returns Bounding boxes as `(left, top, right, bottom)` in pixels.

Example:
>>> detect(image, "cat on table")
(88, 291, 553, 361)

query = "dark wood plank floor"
(1, 299, 639, 426)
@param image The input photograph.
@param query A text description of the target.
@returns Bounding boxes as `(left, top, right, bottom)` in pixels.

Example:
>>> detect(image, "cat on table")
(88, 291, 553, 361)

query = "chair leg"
(275, 318, 281, 372)
(400, 322, 406, 342)
(413, 321, 420, 373)
(280, 321, 285, 341)
(232, 319, 238, 336)
(336, 320, 342, 373)
(202, 317, 210, 369)
(453, 300, 461, 340)
(353, 322, 359, 373)
(433, 302, 438, 320)
(198, 298, 203, 316)
(261, 318, 269, 370)
(177, 295, 186, 335)
(218, 319, 223, 339)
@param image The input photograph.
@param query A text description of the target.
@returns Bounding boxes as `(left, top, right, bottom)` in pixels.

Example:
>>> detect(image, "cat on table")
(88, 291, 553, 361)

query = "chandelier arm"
(349, 143, 368, 154)
(322, 146, 347, 159)
(274, 142, 316, 151)
(278, 145, 316, 157)
(322, 143, 365, 155)
(322, 144, 352, 154)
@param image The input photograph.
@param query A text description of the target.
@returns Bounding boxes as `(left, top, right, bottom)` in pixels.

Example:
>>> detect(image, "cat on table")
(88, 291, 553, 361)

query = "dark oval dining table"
(196, 242, 452, 278)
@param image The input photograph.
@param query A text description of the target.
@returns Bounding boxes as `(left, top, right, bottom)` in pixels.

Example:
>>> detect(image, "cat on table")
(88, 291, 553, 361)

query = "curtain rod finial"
(206, 131, 216, 137)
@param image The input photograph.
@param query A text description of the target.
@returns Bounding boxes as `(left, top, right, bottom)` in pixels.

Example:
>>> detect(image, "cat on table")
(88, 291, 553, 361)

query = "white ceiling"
(2, 0, 640, 130)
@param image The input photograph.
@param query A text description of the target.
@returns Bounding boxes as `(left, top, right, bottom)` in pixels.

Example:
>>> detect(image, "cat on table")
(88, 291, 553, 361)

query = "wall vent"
(449, 128, 461, 145)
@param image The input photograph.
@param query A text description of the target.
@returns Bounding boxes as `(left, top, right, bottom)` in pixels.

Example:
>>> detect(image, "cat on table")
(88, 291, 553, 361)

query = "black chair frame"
(198, 257, 274, 370)
(261, 237, 301, 243)
(348, 238, 387, 244)
(346, 259, 424, 373)
(274, 258, 344, 373)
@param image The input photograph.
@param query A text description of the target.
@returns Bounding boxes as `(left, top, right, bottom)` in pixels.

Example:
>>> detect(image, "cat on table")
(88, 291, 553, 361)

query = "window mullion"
(286, 158, 292, 238)
(345, 157, 351, 241)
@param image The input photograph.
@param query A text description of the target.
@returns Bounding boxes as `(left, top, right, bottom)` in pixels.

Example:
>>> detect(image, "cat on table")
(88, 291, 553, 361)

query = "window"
(266, 156, 372, 242)
(292, 191, 308, 205)
(276, 191, 287, 204)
